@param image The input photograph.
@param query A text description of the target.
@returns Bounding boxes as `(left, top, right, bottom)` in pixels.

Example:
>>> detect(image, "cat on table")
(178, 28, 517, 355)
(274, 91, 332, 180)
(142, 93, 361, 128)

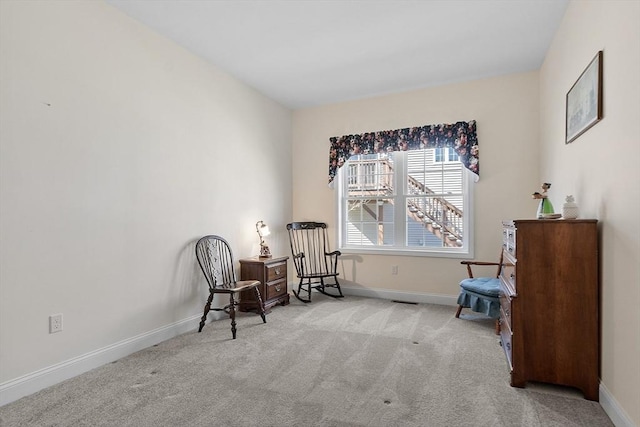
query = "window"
(434, 147, 460, 163)
(337, 149, 473, 257)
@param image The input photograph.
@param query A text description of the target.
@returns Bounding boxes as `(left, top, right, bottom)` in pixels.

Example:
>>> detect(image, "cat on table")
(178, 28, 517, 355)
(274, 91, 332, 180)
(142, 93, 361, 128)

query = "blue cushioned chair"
(455, 252, 503, 335)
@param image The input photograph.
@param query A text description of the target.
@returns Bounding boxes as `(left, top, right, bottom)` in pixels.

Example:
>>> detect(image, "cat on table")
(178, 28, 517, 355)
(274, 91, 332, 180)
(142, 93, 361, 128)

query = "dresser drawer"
(266, 279, 287, 300)
(500, 314, 513, 371)
(266, 262, 286, 282)
(499, 278, 513, 329)
(500, 252, 516, 293)
(502, 222, 516, 256)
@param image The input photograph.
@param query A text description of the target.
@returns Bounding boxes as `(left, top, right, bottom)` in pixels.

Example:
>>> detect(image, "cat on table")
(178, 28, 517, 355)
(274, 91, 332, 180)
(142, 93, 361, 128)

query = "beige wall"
(292, 71, 540, 298)
(540, 1, 640, 425)
(2, 0, 637, 423)
(0, 0, 292, 385)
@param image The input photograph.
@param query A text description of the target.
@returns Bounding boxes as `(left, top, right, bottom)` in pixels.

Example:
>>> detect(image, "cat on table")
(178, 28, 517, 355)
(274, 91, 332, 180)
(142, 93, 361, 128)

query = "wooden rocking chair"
(286, 222, 344, 303)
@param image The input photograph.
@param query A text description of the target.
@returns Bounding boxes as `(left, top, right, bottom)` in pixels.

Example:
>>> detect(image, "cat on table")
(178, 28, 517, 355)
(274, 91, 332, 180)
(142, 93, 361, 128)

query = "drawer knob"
(275, 285, 281, 292)
(275, 268, 281, 275)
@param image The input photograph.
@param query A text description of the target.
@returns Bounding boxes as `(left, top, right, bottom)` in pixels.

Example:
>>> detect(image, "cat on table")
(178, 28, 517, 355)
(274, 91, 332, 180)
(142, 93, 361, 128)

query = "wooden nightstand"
(239, 255, 289, 313)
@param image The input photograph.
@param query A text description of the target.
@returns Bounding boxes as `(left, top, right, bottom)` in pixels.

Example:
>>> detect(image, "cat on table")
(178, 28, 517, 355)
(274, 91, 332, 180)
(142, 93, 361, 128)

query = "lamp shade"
(259, 224, 270, 237)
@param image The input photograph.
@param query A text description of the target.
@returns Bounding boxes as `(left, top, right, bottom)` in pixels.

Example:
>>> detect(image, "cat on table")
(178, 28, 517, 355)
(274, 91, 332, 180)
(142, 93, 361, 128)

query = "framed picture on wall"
(566, 50, 603, 144)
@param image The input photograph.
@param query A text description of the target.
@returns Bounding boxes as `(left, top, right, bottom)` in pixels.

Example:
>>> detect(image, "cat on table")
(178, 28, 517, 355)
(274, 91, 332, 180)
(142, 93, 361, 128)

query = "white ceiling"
(106, 0, 569, 109)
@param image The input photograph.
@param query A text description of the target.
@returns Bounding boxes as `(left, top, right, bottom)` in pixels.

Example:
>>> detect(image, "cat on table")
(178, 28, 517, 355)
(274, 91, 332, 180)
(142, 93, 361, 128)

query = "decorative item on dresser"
(499, 219, 599, 400)
(239, 255, 289, 313)
(532, 182, 558, 219)
(562, 195, 580, 219)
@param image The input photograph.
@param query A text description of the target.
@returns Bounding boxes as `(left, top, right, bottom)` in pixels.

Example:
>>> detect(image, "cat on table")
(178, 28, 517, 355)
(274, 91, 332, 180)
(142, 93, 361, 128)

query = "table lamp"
(255, 220, 272, 258)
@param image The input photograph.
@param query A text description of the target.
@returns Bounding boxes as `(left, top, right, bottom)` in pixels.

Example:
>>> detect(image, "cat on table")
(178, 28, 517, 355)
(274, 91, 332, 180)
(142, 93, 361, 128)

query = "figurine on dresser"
(532, 182, 560, 219)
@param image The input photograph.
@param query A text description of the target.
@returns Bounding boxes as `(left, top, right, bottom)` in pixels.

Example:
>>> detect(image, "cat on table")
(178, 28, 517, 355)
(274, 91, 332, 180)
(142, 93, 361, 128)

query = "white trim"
(336, 151, 475, 258)
(600, 383, 637, 427)
(0, 313, 204, 407)
(3, 304, 635, 427)
(338, 247, 473, 259)
(341, 285, 458, 306)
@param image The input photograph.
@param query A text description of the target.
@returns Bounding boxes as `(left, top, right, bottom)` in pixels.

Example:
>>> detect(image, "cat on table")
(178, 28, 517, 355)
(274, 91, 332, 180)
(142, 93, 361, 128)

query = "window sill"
(337, 246, 473, 259)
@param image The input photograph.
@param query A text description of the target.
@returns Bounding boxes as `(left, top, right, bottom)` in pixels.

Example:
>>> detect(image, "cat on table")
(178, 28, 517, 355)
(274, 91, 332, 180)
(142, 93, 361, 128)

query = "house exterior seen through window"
(337, 149, 473, 258)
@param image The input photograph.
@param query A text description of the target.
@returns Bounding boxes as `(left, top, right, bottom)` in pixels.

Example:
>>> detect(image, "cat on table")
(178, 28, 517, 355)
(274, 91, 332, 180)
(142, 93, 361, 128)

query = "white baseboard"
(0, 314, 203, 407)
(3, 298, 636, 427)
(341, 285, 459, 306)
(600, 383, 637, 427)
(2, 289, 451, 407)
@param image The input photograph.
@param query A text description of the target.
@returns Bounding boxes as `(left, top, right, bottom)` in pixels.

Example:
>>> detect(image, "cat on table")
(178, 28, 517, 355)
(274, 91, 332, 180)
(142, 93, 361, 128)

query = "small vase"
(562, 195, 579, 219)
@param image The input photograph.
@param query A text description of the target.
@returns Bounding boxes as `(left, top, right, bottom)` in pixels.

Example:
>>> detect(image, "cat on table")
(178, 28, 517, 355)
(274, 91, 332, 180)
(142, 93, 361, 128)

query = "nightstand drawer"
(266, 262, 286, 282)
(266, 279, 287, 300)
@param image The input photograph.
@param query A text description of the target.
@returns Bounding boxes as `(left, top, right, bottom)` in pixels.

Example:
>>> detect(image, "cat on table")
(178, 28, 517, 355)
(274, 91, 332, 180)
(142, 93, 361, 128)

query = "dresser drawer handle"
(275, 285, 282, 292)
(275, 268, 281, 275)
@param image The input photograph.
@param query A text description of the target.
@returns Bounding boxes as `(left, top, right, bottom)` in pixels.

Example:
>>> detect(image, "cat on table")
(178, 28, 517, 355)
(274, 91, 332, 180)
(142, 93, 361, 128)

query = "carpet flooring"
(0, 293, 613, 426)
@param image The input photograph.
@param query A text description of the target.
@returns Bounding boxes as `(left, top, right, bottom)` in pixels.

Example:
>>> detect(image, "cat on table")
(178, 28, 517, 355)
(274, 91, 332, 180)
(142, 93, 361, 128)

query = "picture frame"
(566, 50, 603, 144)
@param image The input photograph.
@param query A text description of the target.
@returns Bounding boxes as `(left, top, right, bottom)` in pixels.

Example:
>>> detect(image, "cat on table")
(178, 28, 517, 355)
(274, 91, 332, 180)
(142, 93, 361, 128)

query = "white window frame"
(336, 150, 474, 259)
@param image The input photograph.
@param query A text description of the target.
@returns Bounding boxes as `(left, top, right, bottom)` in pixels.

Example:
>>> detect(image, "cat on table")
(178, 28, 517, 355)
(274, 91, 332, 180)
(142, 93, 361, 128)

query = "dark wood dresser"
(239, 255, 289, 313)
(499, 219, 599, 400)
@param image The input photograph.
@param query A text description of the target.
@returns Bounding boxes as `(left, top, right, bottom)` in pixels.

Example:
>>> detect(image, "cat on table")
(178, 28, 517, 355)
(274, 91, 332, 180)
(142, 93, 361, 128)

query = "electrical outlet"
(391, 265, 398, 275)
(49, 314, 63, 333)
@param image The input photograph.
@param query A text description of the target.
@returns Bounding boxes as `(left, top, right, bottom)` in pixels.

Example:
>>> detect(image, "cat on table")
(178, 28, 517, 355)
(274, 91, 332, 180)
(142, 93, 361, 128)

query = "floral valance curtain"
(328, 120, 479, 185)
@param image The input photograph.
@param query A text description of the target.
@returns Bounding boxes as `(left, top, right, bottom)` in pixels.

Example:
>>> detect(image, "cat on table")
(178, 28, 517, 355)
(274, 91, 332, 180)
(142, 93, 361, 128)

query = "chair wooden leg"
(229, 293, 237, 339)
(293, 278, 312, 303)
(305, 278, 312, 301)
(334, 277, 344, 298)
(254, 287, 266, 323)
(198, 292, 214, 332)
(455, 305, 463, 318)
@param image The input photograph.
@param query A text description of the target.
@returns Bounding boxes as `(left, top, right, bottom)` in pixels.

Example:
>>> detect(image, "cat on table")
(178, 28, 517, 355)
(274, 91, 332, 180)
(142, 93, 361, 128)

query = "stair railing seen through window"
(336, 150, 474, 257)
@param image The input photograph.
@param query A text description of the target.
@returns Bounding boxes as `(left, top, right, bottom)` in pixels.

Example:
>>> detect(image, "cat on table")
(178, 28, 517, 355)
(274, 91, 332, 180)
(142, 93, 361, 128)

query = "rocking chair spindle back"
(286, 222, 344, 303)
